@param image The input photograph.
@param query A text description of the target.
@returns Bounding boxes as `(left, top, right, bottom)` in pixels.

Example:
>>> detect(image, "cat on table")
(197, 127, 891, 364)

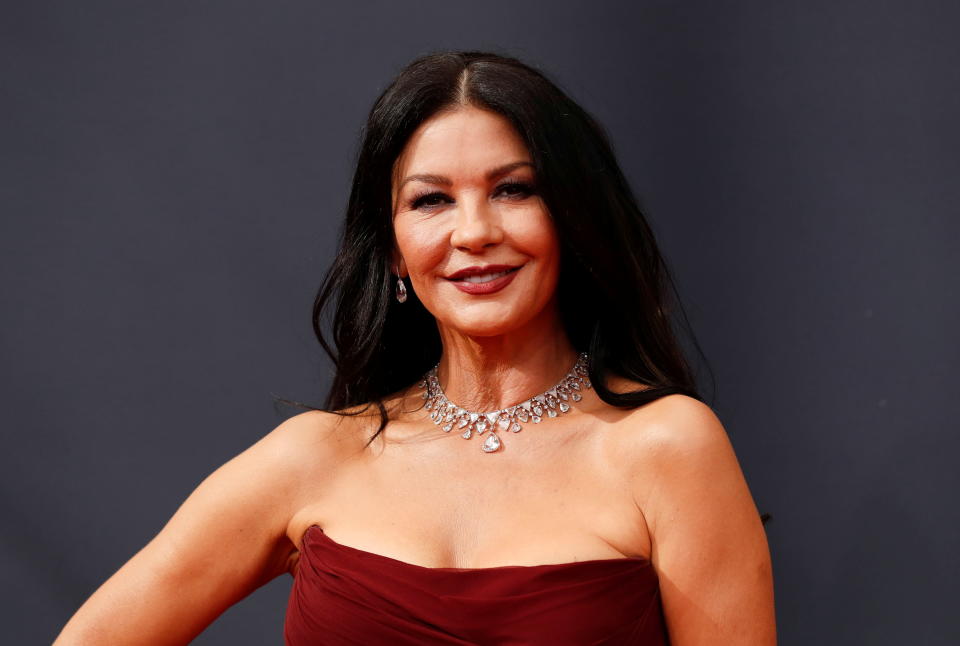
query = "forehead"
(392, 107, 530, 184)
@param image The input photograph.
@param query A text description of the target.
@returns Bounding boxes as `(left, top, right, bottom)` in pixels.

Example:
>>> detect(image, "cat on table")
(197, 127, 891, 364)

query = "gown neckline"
(300, 524, 651, 573)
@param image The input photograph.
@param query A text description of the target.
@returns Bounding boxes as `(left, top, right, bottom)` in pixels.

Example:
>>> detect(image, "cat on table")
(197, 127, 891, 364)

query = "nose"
(449, 195, 503, 251)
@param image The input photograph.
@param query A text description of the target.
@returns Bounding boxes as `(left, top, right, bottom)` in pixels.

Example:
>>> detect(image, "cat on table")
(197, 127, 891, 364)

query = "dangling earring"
(395, 270, 408, 304)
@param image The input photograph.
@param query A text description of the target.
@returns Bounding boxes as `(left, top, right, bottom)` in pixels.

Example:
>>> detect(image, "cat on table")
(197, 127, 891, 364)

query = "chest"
(290, 417, 653, 569)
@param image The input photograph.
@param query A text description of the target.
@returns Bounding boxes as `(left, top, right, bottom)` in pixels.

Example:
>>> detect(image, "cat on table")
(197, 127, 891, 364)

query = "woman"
(56, 51, 775, 645)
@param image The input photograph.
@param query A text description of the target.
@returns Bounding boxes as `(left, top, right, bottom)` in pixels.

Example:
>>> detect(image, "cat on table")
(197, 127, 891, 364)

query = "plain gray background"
(2, 1, 958, 644)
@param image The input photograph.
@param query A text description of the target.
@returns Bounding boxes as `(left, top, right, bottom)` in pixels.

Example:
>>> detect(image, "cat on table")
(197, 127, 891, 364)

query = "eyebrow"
(398, 161, 534, 191)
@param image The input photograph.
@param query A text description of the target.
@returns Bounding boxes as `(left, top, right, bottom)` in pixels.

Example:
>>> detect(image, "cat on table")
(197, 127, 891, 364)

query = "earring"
(396, 276, 408, 303)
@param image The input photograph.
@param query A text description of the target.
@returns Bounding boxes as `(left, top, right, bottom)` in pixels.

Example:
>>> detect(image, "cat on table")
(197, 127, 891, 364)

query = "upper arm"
(54, 410, 340, 646)
(630, 396, 776, 646)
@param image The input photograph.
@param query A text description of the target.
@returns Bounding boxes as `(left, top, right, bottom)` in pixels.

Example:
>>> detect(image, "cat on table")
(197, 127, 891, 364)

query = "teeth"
(462, 269, 513, 284)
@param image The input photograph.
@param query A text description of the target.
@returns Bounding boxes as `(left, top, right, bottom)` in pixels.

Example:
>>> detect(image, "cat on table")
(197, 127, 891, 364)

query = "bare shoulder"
(174, 407, 370, 545)
(600, 390, 743, 529)
(174, 408, 363, 529)
(603, 391, 775, 644)
(601, 386, 730, 466)
(256, 408, 368, 468)
(633, 394, 741, 495)
(625, 393, 727, 453)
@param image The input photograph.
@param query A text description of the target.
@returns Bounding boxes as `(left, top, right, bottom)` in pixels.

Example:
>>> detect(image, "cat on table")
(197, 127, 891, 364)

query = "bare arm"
(632, 395, 776, 645)
(54, 410, 337, 645)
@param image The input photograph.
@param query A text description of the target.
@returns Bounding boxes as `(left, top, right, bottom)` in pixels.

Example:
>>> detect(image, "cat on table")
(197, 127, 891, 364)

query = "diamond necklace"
(418, 352, 592, 453)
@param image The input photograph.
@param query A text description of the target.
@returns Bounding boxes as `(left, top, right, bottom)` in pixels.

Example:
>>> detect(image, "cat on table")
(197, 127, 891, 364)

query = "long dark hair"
(294, 50, 715, 453)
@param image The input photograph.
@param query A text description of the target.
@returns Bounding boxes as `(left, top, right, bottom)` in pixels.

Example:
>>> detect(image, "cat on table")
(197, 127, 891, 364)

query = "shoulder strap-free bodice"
(284, 525, 670, 645)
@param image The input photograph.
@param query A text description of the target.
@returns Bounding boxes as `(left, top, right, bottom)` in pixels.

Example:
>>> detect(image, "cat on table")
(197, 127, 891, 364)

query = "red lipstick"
(445, 264, 522, 295)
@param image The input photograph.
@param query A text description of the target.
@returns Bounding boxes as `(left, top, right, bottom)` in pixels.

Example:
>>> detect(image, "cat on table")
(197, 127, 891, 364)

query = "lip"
(446, 264, 522, 295)
(445, 264, 520, 280)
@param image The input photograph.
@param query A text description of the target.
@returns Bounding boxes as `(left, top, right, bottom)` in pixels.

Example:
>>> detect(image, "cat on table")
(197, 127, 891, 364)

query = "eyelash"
(408, 180, 536, 211)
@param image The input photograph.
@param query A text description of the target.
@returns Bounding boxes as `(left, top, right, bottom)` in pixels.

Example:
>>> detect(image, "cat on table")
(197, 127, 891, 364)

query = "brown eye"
(496, 181, 535, 198)
(411, 192, 452, 210)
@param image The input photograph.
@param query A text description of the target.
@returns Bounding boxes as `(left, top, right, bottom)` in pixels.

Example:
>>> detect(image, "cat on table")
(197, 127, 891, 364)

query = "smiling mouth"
(455, 267, 520, 284)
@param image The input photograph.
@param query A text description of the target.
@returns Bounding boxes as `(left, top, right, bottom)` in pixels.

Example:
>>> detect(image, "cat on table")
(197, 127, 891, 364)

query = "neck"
(434, 304, 578, 411)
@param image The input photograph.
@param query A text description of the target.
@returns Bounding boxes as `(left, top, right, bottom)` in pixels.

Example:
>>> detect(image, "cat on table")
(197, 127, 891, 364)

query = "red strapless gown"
(284, 525, 669, 645)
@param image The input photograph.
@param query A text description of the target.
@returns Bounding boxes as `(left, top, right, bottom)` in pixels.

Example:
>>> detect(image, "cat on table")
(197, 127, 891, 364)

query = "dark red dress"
(284, 525, 670, 645)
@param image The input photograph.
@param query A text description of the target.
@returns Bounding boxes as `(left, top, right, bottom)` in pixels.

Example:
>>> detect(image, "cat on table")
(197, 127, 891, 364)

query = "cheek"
(514, 210, 561, 267)
(394, 222, 447, 275)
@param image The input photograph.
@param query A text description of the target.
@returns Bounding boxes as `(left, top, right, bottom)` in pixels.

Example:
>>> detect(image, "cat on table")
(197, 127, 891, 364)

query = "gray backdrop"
(2, 1, 957, 644)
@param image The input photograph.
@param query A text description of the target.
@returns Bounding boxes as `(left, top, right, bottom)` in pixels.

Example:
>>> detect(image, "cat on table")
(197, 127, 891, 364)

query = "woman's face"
(391, 106, 562, 338)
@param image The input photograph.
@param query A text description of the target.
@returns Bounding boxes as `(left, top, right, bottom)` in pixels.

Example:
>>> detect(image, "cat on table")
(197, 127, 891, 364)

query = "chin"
(446, 304, 535, 337)
(445, 311, 528, 338)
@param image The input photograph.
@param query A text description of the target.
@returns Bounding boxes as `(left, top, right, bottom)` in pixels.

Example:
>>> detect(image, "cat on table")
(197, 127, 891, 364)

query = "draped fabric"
(284, 525, 670, 645)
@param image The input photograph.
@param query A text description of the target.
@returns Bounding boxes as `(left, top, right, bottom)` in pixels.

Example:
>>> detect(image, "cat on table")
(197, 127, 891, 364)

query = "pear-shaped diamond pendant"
(482, 433, 501, 453)
(419, 353, 591, 453)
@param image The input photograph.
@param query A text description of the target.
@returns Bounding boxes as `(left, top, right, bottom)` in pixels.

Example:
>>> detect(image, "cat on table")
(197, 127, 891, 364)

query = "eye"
(409, 191, 452, 211)
(495, 180, 535, 199)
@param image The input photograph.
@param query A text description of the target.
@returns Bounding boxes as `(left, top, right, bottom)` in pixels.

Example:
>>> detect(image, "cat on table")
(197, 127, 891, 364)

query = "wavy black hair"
(287, 50, 717, 457)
